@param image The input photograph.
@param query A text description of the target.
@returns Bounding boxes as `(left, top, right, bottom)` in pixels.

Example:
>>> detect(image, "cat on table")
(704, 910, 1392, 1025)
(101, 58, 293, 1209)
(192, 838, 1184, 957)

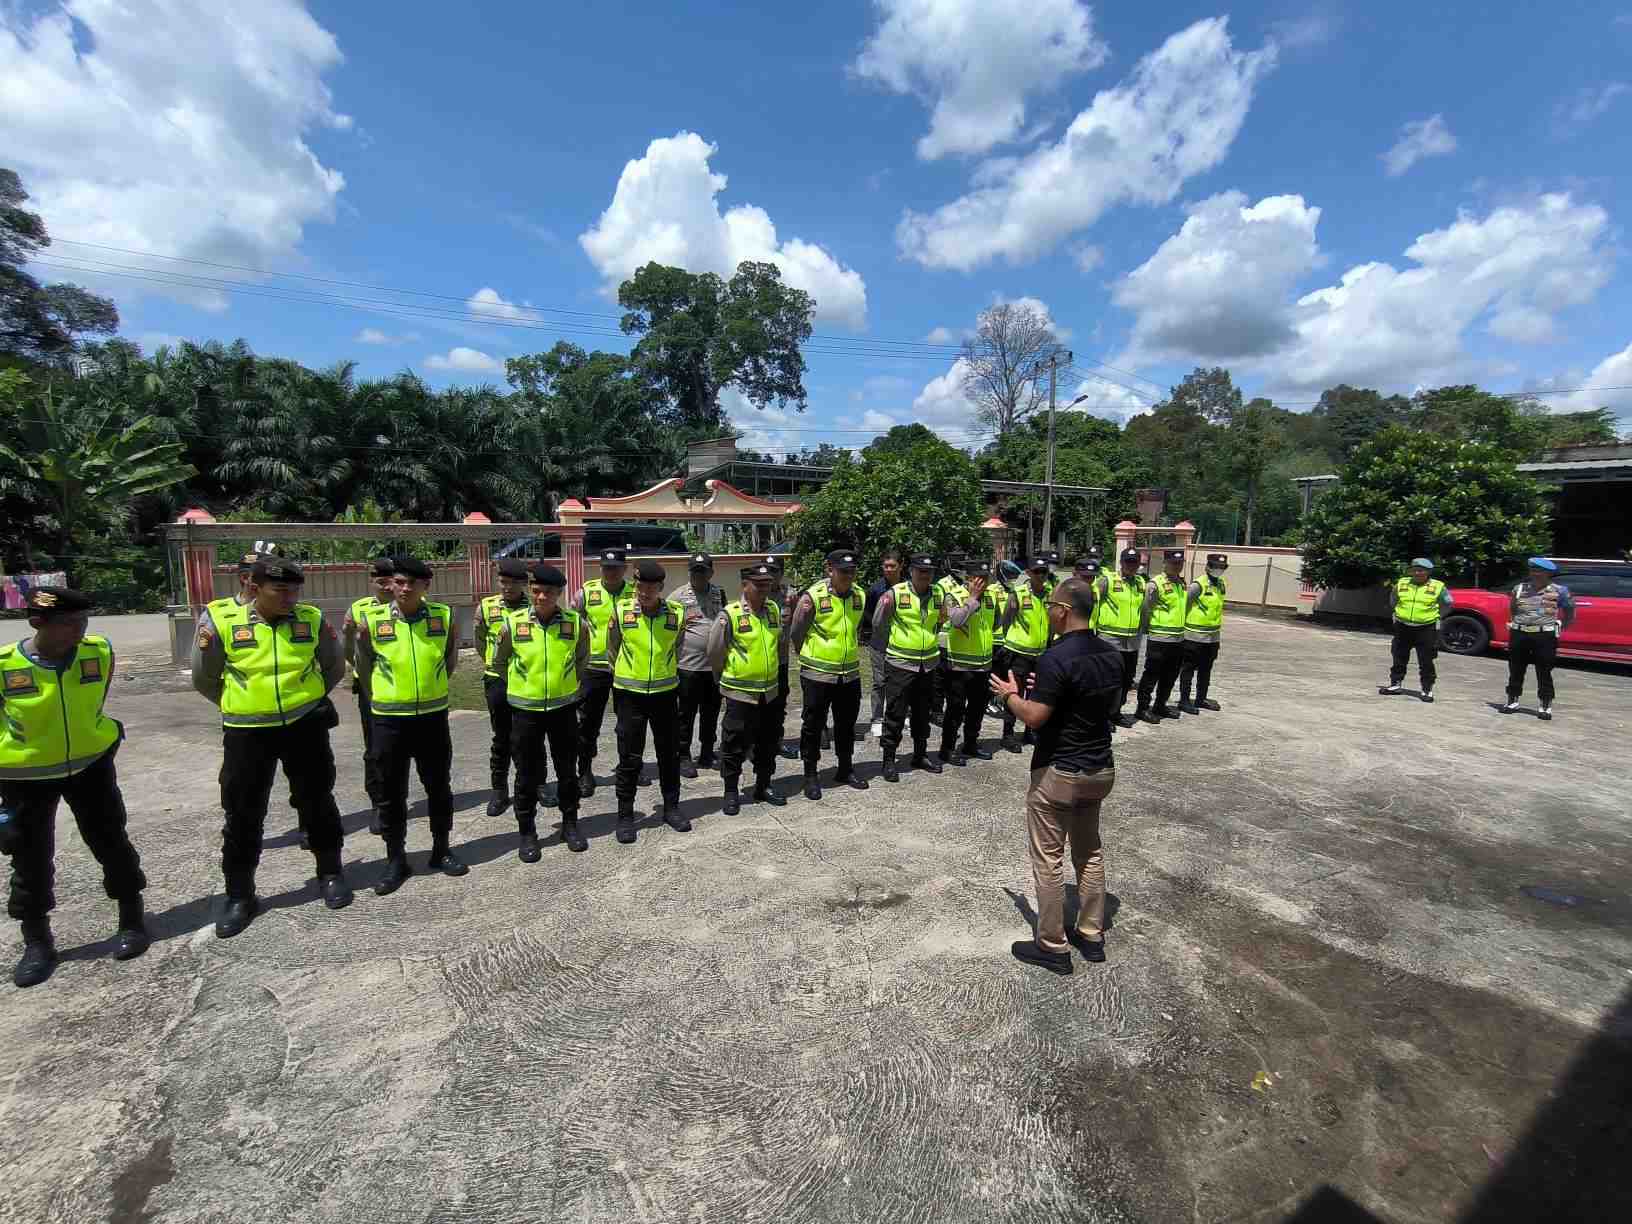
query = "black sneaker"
(779, 743, 800, 761)
(1066, 930, 1106, 962)
(1010, 939, 1072, 975)
(1378, 683, 1402, 695)
(1420, 689, 1434, 703)
(966, 746, 994, 761)
(1538, 705, 1554, 721)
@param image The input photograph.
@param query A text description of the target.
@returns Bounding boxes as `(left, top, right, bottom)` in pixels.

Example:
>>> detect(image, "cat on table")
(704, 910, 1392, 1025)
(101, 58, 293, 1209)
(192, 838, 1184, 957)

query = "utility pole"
(1040, 348, 1071, 555)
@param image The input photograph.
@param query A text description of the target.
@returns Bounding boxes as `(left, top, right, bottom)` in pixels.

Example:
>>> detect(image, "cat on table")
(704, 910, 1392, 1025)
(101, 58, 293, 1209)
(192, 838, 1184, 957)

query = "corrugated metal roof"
(1517, 458, 1632, 472)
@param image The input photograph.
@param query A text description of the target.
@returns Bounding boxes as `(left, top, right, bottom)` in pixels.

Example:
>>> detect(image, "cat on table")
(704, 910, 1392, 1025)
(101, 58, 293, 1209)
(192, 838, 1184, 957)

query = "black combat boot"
(964, 742, 994, 761)
(112, 895, 151, 960)
(679, 755, 699, 780)
(754, 781, 786, 807)
(616, 805, 637, 844)
(368, 805, 386, 837)
(662, 797, 691, 832)
(215, 883, 259, 940)
(561, 813, 588, 853)
(1135, 706, 1160, 725)
(912, 750, 943, 774)
(1001, 732, 1022, 753)
(882, 753, 900, 783)
(832, 764, 869, 790)
(698, 749, 718, 770)
(1177, 698, 1200, 715)
(13, 917, 57, 988)
(723, 784, 741, 816)
(376, 849, 412, 896)
(578, 767, 596, 798)
(517, 830, 541, 863)
(485, 785, 510, 819)
(804, 771, 822, 801)
(427, 843, 469, 877)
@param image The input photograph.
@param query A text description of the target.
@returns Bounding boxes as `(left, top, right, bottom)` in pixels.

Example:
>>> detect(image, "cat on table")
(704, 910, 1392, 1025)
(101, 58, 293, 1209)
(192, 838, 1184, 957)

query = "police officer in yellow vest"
(342, 555, 397, 835)
(787, 548, 870, 800)
(709, 562, 788, 814)
(1135, 549, 1189, 724)
(191, 557, 351, 937)
(929, 558, 963, 726)
(572, 548, 631, 797)
(489, 564, 591, 861)
(1178, 554, 1228, 715)
(605, 559, 688, 842)
(475, 557, 530, 819)
(355, 555, 466, 893)
(938, 558, 1000, 766)
(1380, 557, 1451, 702)
(999, 557, 1053, 753)
(2, 588, 148, 988)
(872, 552, 945, 782)
(1095, 548, 1146, 726)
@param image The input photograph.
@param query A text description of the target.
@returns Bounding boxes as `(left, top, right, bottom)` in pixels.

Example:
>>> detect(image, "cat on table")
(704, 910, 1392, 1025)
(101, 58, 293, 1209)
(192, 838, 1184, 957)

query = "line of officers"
(0, 543, 1233, 987)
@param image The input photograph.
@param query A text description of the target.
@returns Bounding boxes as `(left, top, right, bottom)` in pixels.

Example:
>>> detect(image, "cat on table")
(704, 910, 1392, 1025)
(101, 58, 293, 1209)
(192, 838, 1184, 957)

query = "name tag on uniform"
(737, 615, 753, 633)
(558, 620, 575, 639)
(427, 616, 446, 637)
(515, 622, 534, 641)
(851, 594, 863, 610)
(3, 669, 37, 694)
(231, 625, 257, 648)
(80, 656, 103, 682)
(621, 609, 639, 627)
(289, 620, 313, 643)
(1021, 596, 1033, 609)
(587, 590, 603, 605)
(664, 612, 679, 631)
(374, 621, 397, 641)
(818, 596, 833, 613)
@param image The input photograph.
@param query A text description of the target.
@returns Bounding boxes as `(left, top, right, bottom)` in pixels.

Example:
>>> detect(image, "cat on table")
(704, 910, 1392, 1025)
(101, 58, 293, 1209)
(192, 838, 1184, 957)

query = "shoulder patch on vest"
(515, 621, 533, 641)
(374, 620, 397, 640)
(818, 596, 833, 613)
(558, 619, 575, 639)
(4, 668, 37, 693)
(289, 620, 313, 642)
(231, 624, 257, 648)
(79, 656, 103, 682)
(621, 609, 639, 626)
(737, 614, 753, 633)
(587, 589, 602, 605)
(427, 615, 446, 637)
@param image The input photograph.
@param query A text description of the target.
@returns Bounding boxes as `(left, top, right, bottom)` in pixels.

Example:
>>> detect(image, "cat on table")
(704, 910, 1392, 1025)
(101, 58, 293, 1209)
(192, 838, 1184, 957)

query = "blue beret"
(1410, 557, 1434, 570)
(1527, 557, 1558, 572)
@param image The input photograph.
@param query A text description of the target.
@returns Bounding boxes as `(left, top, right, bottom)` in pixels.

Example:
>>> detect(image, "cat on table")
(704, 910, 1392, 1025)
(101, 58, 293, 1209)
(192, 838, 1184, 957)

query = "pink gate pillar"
(1113, 519, 1139, 562)
(176, 508, 218, 612)
(464, 513, 494, 596)
(982, 516, 1013, 570)
(557, 501, 588, 601)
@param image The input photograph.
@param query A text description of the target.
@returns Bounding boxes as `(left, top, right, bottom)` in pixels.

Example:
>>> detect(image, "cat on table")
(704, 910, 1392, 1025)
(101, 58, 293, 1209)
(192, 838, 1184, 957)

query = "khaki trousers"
(1026, 765, 1116, 952)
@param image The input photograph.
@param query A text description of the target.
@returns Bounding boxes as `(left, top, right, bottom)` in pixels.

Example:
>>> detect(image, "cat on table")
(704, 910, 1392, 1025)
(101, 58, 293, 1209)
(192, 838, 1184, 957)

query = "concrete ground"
(1, 616, 1628, 1223)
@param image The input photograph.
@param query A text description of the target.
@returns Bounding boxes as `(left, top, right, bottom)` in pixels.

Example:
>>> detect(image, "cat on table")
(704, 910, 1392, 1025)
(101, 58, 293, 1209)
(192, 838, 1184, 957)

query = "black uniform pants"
(3, 748, 145, 922)
(484, 675, 513, 792)
(881, 664, 935, 756)
(676, 669, 721, 760)
(1389, 623, 1439, 690)
(940, 669, 989, 755)
(222, 715, 344, 891)
(800, 676, 860, 771)
(773, 661, 790, 744)
(1137, 639, 1184, 711)
(1002, 652, 1040, 736)
(1507, 632, 1559, 705)
(355, 686, 384, 807)
(931, 648, 948, 714)
(577, 669, 614, 768)
(1112, 647, 1139, 708)
(614, 689, 680, 805)
(511, 705, 580, 830)
(1179, 640, 1220, 702)
(721, 696, 780, 789)
(370, 710, 454, 853)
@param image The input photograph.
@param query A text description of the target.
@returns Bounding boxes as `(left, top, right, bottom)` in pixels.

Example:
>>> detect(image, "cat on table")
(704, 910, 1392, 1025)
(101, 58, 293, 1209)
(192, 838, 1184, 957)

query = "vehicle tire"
(1440, 614, 1489, 655)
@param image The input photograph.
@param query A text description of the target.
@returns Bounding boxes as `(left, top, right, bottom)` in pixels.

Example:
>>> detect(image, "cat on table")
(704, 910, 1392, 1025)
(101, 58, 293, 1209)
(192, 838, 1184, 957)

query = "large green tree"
(618, 260, 814, 429)
(1299, 427, 1550, 588)
(1, 168, 119, 361)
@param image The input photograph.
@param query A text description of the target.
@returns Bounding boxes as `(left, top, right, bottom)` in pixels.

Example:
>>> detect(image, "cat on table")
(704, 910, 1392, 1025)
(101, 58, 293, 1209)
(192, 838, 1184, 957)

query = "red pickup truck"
(1441, 559, 1632, 662)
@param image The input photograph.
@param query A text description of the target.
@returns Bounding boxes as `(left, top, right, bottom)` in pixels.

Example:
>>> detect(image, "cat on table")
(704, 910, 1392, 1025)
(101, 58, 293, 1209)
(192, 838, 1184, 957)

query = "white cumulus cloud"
(1538, 342, 1632, 416)
(852, 0, 1108, 160)
(1068, 376, 1155, 422)
(467, 287, 533, 320)
(424, 347, 503, 374)
(1381, 114, 1456, 177)
(911, 357, 984, 441)
(579, 132, 868, 329)
(896, 18, 1275, 270)
(0, 0, 350, 311)
(356, 327, 419, 345)
(1114, 191, 1323, 364)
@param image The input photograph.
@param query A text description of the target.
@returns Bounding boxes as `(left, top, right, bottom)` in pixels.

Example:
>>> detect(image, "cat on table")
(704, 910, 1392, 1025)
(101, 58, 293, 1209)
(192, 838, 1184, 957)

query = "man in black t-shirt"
(990, 578, 1123, 975)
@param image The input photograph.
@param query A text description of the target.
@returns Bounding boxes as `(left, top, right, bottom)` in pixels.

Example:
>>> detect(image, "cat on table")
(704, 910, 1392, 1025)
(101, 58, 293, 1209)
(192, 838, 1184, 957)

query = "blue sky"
(6, 0, 1632, 458)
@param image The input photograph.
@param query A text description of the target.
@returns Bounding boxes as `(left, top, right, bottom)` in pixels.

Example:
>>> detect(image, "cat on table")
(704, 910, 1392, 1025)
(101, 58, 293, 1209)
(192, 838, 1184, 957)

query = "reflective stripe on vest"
(1394, 577, 1446, 626)
(1147, 576, 1187, 640)
(0, 637, 121, 780)
(215, 605, 328, 728)
(797, 579, 863, 678)
(581, 579, 631, 667)
(1186, 577, 1226, 631)
(885, 582, 942, 663)
(504, 607, 581, 711)
(613, 600, 681, 693)
(366, 602, 452, 716)
(1096, 574, 1144, 639)
(947, 586, 998, 667)
(722, 600, 781, 695)
(1003, 587, 1049, 657)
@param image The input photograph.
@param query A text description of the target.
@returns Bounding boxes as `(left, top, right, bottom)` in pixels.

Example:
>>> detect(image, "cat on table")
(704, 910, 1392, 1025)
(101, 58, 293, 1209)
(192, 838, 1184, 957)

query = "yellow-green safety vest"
(581, 578, 632, 669)
(797, 579, 864, 679)
(947, 584, 1000, 667)
(478, 592, 525, 678)
(210, 603, 328, 728)
(1186, 576, 1226, 632)
(1394, 577, 1447, 626)
(1147, 575, 1188, 641)
(885, 582, 942, 665)
(722, 600, 782, 697)
(613, 600, 682, 694)
(1096, 573, 1145, 641)
(365, 602, 452, 716)
(504, 607, 581, 711)
(0, 636, 121, 780)
(1003, 585, 1050, 657)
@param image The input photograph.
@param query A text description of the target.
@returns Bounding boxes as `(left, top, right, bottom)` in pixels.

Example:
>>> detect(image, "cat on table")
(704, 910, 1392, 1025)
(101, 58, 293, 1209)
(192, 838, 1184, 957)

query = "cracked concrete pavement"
(1, 615, 1628, 1222)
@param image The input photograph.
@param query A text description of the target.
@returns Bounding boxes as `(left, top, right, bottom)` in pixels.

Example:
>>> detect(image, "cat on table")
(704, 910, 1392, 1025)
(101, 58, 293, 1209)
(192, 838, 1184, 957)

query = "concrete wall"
(1179, 545, 1307, 610)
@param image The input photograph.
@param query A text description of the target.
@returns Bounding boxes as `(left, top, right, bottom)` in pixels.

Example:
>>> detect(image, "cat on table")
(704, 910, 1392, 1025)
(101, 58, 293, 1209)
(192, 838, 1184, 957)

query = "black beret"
(496, 558, 529, 580)
(26, 586, 93, 616)
(252, 558, 305, 584)
(393, 555, 433, 581)
(826, 549, 858, 569)
(530, 563, 566, 587)
(634, 560, 666, 583)
(1163, 549, 1186, 562)
(371, 557, 397, 578)
(599, 548, 627, 565)
(1206, 553, 1229, 567)
(741, 563, 774, 580)
(908, 553, 936, 570)
(688, 552, 713, 571)
(1025, 556, 1050, 572)
(1120, 547, 1142, 562)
